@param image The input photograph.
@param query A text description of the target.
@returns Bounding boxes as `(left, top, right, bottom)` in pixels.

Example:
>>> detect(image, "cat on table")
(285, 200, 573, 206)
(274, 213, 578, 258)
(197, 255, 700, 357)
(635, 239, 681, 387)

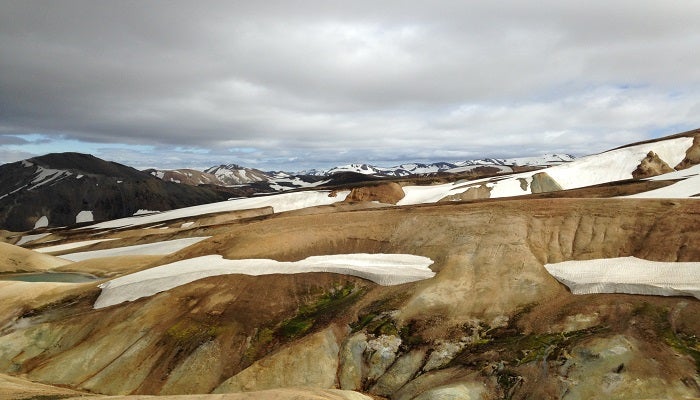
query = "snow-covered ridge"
(204, 164, 270, 185)
(81, 190, 349, 230)
(544, 256, 700, 299)
(397, 136, 696, 204)
(93, 253, 435, 309)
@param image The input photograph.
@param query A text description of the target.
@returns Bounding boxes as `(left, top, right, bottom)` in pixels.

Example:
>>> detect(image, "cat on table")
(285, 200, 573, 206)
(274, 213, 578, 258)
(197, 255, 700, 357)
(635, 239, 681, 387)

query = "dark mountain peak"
(0, 152, 231, 231)
(27, 152, 148, 179)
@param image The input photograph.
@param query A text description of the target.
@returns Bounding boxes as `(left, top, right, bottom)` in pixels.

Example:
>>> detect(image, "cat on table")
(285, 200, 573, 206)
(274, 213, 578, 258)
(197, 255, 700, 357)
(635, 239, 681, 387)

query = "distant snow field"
(545, 256, 700, 299)
(57, 236, 210, 261)
(94, 253, 435, 308)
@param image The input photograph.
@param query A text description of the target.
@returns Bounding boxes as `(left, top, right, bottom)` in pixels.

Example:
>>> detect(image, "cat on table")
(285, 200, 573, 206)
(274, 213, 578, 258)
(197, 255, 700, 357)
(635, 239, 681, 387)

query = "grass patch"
(664, 330, 700, 371)
(165, 318, 221, 345)
(632, 301, 700, 372)
(276, 282, 364, 340)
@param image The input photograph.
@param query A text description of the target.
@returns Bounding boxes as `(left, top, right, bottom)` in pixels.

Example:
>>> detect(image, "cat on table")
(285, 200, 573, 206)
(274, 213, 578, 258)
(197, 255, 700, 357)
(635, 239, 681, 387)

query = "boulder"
(345, 182, 405, 204)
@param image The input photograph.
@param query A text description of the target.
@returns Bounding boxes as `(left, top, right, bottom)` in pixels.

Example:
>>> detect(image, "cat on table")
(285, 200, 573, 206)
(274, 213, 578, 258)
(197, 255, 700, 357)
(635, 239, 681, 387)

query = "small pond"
(0, 272, 100, 283)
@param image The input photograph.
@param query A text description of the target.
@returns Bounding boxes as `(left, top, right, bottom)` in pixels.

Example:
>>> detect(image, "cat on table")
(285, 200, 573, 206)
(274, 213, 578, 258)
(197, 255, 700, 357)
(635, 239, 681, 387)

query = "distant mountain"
(203, 164, 271, 185)
(144, 154, 576, 193)
(301, 154, 575, 177)
(144, 168, 225, 186)
(0, 153, 231, 231)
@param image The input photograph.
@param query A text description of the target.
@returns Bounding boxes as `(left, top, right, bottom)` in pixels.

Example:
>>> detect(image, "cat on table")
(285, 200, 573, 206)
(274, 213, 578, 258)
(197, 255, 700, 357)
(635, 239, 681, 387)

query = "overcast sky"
(1, 1, 699, 171)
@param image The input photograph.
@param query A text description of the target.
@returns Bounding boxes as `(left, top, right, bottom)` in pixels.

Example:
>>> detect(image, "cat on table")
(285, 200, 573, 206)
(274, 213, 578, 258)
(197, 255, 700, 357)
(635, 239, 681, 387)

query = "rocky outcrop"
(338, 332, 368, 390)
(412, 381, 487, 400)
(675, 134, 700, 170)
(632, 151, 674, 178)
(344, 182, 405, 204)
(214, 327, 342, 393)
(67, 388, 373, 400)
(558, 335, 699, 399)
(369, 349, 426, 396)
(530, 171, 563, 193)
(439, 184, 491, 201)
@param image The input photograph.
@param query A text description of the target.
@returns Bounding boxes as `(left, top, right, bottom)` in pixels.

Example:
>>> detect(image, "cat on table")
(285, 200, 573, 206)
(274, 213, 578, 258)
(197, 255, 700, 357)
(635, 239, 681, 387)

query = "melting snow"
(76, 210, 94, 223)
(33, 216, 49, 229)
(29, 166, 72, 190)
(134, 209, 160, 216)
(35, 238, 118, 253)
(545, 256, 700, 299)
(93, 253, 435, 309)
(57, 236, 210, 261)
(16, 233, 51, 246)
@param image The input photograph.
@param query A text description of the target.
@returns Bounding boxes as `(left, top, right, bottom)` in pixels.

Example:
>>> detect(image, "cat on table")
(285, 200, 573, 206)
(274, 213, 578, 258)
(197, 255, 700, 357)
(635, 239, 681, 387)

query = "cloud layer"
(1, 1, 699, 170)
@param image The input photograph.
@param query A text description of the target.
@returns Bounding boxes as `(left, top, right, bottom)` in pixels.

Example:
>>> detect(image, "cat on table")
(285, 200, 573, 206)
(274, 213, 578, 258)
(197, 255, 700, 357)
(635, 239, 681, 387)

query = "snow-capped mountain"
(144, 168, 226, 186)
(204, 164, 271, 185)
(302, 154, 575, 177)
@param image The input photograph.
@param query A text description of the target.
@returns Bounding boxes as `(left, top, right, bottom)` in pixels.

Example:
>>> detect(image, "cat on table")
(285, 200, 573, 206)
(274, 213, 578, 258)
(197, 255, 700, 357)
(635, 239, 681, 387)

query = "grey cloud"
(0, 1, 699, 169)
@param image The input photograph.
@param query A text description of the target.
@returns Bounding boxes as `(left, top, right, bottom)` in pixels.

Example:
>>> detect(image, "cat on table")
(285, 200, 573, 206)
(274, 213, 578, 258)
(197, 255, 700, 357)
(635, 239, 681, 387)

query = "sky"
(1, 1, 699, 172)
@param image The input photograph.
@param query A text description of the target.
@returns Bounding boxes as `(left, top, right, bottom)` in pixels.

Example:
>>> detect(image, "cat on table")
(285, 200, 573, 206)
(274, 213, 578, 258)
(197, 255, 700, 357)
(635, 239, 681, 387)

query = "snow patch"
(93, 253, 435, 309)
(76, 210, 94, 223)
(58, 236, 210, 262)
(625, 164, 700, 198)
(544, 256, 700, 299)
(134, 209, 159, 216)
(33, 216, 49, 229)
(35, 238, 118, 253)
(29, 166, 72, 190)
(16, 233, 51, 246)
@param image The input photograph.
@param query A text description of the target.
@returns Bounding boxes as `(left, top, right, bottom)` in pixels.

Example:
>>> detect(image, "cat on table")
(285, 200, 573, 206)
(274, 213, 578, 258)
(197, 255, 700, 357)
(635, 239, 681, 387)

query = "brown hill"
(0, 197, 697, 399)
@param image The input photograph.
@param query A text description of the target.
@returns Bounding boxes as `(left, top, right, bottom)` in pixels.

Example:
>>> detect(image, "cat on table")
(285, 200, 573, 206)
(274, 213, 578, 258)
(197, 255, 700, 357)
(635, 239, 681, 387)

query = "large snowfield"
(398, 136, 697, 204)
(544, 256, 700, 299)
(94, 253, 435, 309)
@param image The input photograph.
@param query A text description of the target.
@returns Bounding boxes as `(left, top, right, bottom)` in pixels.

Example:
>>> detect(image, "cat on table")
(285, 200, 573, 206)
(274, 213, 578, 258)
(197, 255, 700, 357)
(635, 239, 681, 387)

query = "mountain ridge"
(0, 152, 232, 231)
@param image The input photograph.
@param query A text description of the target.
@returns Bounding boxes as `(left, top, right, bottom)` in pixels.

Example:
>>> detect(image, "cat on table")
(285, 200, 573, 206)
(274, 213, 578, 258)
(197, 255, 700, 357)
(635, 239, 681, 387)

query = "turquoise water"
(0, 272, 99, 283)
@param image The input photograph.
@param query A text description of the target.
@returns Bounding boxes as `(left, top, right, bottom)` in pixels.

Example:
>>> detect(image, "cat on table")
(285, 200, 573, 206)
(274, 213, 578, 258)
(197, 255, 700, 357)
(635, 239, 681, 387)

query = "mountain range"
(0, 128, 699, 399)
(0, 152, 574, 231)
